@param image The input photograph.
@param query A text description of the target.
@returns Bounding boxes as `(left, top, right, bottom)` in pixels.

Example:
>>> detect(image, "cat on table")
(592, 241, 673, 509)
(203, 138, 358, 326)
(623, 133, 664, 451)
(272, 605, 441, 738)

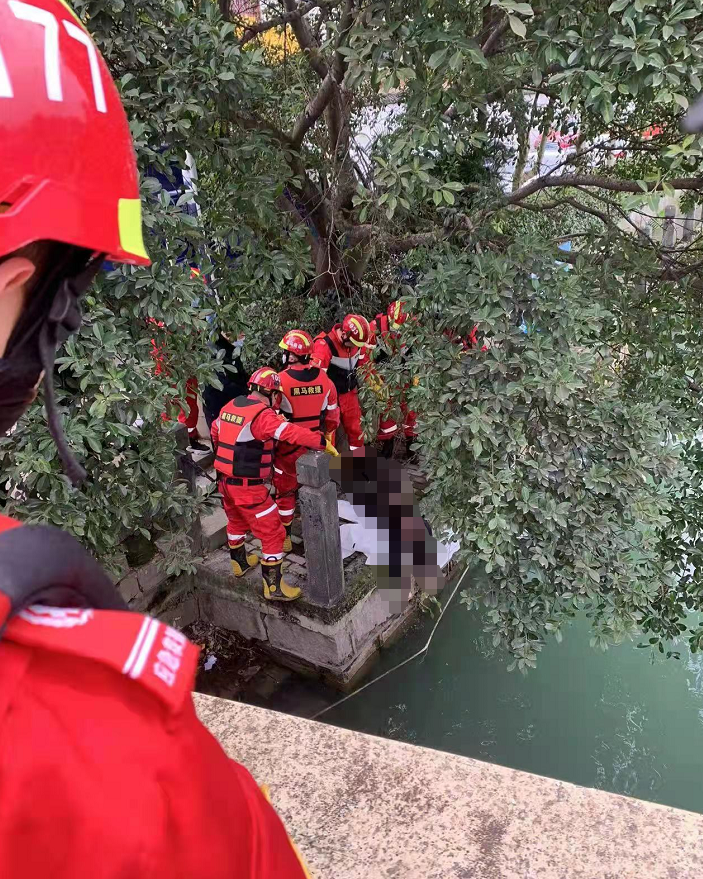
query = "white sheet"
(337, 499, 459, 568)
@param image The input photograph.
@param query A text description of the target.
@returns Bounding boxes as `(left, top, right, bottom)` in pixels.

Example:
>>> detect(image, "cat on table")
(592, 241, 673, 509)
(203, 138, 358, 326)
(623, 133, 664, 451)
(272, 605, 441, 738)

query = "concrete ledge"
(195, 695, 703, 879)
(185, 549, 418, 687)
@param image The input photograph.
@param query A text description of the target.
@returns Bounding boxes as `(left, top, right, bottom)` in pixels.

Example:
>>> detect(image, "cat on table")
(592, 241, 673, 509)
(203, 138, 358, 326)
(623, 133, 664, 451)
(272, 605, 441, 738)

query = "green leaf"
(608, 0, 630, 11)
(674, 93, 689, 110)
(433, 189, 443, 205)
(428, 49, 448, 69)
(443, 189, 456, 205)
(508, 15, 527, 38)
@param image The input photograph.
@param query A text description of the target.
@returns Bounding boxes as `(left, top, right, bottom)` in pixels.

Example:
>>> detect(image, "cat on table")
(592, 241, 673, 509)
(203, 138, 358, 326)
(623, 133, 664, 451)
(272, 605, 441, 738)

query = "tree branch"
(481, 17, 509, 57)
(283, 0, 329, 78)
(290, 72, 337, 146)
(517, 196, 612, 227)
(506, 174, 703, 206)
(333, 0, 356, 81)
(349, 225, 444, 253)
(239, 0, 337, 45)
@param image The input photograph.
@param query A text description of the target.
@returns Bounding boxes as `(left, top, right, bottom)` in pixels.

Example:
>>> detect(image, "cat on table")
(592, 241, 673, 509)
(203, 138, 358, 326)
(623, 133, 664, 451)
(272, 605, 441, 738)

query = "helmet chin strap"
(5, 249, 102, 488)
(37, 260, 102, 486)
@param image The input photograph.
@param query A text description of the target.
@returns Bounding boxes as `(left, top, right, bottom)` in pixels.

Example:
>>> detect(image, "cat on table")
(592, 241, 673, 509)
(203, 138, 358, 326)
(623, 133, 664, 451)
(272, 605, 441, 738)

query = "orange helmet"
(387, 300, 408, 329)
(342, 314, 373, 348)
(279, 329, 312, 358)
(0, 0, 149, 265)
(248, 367, 281, 395)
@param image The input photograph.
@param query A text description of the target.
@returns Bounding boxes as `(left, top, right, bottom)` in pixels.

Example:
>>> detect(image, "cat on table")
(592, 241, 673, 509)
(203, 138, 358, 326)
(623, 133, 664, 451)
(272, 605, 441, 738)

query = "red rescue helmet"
(342, 314, 373, 348)
(387, 300, 408, 329)
(0, 0, 149, 265)
(279, 329, 312, 358)
(248, 367, 281, 396)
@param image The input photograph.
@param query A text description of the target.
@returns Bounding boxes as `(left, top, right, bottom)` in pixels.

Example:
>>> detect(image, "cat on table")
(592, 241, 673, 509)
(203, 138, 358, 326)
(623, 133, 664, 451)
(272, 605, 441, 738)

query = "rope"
(309, 564, 469, 721)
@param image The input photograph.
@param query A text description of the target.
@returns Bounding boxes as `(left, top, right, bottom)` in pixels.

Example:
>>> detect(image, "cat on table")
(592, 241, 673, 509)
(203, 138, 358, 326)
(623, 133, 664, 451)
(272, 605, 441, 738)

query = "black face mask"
(0, 357, 44, 436)
(1, 250, 100, 486)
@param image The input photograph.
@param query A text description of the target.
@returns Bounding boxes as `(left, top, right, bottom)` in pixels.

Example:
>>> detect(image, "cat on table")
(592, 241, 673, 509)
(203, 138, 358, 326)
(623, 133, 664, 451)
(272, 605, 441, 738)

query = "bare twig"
(239, 0, 337, 44)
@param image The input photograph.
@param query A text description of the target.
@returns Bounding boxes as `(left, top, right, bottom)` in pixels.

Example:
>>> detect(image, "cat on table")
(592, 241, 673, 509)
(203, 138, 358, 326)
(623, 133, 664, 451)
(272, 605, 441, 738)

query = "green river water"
(317, 589, 703, 814)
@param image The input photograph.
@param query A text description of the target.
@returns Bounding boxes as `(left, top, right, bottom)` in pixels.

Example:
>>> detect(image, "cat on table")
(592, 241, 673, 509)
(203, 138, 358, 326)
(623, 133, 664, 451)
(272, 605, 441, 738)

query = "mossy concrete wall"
(172, 548, 419, 689)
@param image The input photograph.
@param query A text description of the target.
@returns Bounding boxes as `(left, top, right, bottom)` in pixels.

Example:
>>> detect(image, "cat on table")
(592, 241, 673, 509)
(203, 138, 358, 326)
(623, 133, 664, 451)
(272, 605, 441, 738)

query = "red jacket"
(0, 520, 307, 879)
(311, 326, 361, 395)
(211, 394, 326, 480)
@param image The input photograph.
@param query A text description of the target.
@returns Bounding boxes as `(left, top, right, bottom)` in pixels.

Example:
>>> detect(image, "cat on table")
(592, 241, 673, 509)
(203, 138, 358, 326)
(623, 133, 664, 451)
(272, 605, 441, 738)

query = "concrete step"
(190, 445, 215, 470)
(201, 506, 228, 552)
(196, 470, 218, 495)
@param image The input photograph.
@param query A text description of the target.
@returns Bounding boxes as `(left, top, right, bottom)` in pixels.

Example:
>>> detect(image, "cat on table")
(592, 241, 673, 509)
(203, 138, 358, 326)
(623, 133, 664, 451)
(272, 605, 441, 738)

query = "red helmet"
(342, 314, 373, 348)
(248, 367, 281, 394)
(387, 300, 408, 328)
(0, 0, 149, 265)
(279, 329, 312, 357)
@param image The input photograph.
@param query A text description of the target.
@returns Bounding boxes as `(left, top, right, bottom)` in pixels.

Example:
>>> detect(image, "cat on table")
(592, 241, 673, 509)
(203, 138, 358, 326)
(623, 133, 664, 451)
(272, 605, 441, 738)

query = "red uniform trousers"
(402, 401, 417, 439)
(219, 481, 286, 561)
(337, 390, 364, 450)
(177, 377, 200, 437)
(273, 444, 305, 524)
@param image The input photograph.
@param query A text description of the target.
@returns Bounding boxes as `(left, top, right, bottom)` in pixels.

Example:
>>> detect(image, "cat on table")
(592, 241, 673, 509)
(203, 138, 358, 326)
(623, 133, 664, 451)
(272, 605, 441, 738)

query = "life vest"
(278, 366, 331, 431)
(214, 396, 274, 480)
(318, 328, 359, 394)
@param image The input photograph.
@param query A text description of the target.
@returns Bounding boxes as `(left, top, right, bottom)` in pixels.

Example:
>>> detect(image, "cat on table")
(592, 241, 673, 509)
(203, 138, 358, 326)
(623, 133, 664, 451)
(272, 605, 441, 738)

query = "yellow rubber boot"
(230, 543, 260, 578)
(262, 559, 302, 602)
(282, 523, 293, 553)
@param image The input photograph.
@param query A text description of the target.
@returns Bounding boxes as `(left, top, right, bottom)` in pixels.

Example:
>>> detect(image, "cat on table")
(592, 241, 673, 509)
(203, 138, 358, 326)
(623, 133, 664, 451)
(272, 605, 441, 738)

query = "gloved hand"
(412, 375, 420, 387)
(324, 439, 340, 457)
(324, 431, 335, 445)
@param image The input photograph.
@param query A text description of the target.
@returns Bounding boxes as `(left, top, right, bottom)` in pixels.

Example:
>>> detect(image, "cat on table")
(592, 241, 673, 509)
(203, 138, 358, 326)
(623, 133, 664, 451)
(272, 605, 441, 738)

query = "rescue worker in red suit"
(311, 313, 373, 451)
(274, 330, 340, 551)
(211, 367, 338, 601)
(175, 267, 207, 448)
(149, 292, 207, 453)
(366, 301, 418, 458)
(0, 2, 311, 875)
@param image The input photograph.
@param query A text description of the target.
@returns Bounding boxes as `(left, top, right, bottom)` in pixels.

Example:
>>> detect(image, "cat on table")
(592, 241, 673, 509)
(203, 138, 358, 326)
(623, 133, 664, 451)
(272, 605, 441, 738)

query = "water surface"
(322, 590, 703, 813)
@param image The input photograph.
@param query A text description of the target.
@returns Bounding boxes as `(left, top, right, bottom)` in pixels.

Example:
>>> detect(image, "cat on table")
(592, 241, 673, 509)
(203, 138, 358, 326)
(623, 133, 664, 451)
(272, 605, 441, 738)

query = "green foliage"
(5, 0, 703, 664)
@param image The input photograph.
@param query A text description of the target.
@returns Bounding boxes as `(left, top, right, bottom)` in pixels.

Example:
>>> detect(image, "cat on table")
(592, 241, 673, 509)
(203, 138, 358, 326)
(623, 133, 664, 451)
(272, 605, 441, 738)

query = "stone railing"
(196, 694, 703, 879)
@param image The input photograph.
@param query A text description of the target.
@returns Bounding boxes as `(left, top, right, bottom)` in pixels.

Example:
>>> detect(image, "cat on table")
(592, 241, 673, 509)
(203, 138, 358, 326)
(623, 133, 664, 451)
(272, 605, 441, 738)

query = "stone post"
(662, 204, 677, 248)
(296, 451, 345, 607)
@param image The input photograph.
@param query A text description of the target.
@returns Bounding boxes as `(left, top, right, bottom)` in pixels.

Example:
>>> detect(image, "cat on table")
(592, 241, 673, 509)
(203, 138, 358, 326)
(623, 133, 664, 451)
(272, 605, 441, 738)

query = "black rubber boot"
(262, 559, 301, 601)
(283, 523, 293, 553)
(230, 543, 259, 578)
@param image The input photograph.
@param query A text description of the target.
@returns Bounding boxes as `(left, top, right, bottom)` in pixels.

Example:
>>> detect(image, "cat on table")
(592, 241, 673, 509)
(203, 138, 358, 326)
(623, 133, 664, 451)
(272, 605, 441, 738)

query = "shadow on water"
(262, 572, 703, 814)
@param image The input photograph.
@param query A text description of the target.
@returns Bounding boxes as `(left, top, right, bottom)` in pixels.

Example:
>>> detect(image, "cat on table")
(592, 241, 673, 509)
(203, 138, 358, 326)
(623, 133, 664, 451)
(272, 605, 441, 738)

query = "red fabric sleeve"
(311, 335, 332, 370)
(323, 384, 341, 435)
(250, 408, 322, 450)
(278, 421, 327, 450)
(210, 416, 220, 450)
